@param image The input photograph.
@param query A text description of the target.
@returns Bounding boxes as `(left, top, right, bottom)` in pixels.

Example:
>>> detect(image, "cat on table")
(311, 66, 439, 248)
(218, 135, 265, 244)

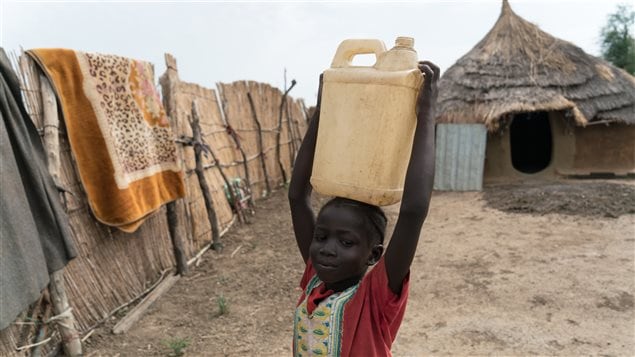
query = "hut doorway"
(510, 111, 552, 173)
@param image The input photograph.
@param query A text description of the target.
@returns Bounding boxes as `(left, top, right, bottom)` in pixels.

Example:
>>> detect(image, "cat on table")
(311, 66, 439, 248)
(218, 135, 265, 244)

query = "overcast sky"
(1, 0, 628, 104)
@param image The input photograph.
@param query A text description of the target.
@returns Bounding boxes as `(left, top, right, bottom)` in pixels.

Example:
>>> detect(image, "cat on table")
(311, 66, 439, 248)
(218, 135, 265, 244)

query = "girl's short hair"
(319, 197, 387, 244)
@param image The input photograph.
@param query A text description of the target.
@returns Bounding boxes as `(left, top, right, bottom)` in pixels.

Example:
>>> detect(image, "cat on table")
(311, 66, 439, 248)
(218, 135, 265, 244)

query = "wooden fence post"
(190, 100, 223, 251)
(247, 92, 271, 196)
(219, 96, 252, 199)
(275, 80, 296, 184)
(160, 53, 194, 270)
(192, 100, 245, 224)
(285, 99, 297, 166)
(166, 201, 187, 275)
(41, 75, 82, 357)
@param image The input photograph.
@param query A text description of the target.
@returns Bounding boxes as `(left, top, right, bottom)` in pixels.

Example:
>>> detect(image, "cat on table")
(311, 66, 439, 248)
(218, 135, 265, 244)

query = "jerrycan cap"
(395, 37, 415, 49)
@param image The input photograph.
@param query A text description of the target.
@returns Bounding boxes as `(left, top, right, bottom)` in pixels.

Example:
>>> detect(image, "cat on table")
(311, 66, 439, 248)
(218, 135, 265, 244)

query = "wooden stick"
(166, 201, 187, 275)
(192, 100, 245, 224)
(30, 292, 52, 357)
(224, 124, 256, 215)
(49, 270, 82, 356)
(41, 74, 60, 185)
(247, 92, 271, 195)
(275, 80, 296, 184)
(112, 274, 180, 334)
(216, 92, 251, 189)
(159, 53, 195, 251)
(16, 336, 52, 352)
(40, 75, 82, 357)
(82, 268, 171, 334)
(289, 101, 304, 161)
(190, 100, 223, 252)
(285, 98, 297, 167)
(18, 52, 43, 127)
(229, 128, 251, 187)
(230, 245, 243, 258)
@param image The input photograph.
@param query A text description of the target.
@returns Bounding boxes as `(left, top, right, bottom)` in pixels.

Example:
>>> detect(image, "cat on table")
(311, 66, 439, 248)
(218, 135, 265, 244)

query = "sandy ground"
(85, 180, 635, 356)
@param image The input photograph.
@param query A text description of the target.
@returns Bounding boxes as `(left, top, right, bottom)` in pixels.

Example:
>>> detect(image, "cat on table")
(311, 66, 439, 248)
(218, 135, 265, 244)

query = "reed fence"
(0, 51, 307, 356)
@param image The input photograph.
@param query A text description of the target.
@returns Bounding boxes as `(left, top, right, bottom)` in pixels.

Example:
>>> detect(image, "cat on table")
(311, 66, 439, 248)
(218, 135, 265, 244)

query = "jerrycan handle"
(330, 39, 387, 68)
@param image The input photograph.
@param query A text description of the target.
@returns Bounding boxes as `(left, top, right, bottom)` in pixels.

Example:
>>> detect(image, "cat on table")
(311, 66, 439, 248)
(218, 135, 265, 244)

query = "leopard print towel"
(28, 49, 185, 233)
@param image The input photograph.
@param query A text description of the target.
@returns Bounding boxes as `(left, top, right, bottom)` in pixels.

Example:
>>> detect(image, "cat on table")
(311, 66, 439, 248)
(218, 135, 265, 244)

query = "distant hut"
(436, 0, 635, 181)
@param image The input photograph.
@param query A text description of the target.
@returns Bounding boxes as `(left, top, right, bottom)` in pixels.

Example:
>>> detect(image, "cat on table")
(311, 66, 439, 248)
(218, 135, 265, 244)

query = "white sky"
(1, 0, 629, 105)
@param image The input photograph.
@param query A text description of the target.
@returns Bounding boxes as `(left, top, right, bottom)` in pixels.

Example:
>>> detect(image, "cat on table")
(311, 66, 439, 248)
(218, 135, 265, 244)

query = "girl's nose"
(319, 240, 336, 256)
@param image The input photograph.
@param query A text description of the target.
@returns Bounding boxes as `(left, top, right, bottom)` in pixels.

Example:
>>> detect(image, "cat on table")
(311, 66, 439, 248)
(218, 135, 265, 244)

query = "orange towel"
(28, 49, 185, 232)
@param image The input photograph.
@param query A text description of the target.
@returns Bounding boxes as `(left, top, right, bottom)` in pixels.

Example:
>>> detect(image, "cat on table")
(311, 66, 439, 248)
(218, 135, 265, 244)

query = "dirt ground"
(85, 180, 635, 356)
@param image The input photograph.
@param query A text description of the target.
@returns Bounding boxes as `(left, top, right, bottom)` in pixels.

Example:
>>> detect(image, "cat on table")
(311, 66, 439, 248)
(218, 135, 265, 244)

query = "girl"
(288, 61, 439, 357)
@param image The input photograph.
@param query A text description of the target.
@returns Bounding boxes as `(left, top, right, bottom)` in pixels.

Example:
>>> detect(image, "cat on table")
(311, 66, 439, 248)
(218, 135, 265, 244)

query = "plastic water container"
(310, 37, 423, 206)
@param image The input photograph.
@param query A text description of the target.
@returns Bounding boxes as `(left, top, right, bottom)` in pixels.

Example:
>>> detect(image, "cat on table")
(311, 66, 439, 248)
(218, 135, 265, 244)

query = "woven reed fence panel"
(1, 53, 308, 354)
(217, 81, 308, 200)
(175, 80, 236, 257)
(2, 57, 176, 354)
(161, 55, 308, 249)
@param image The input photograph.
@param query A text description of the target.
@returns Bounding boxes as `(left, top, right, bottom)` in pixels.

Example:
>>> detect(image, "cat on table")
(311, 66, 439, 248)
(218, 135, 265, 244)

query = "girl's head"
(310, 197, 387, 290)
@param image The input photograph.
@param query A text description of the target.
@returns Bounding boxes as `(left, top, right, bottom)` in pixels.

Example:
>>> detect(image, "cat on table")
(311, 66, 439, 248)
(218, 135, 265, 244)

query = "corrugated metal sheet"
(434, 124, 487, 191)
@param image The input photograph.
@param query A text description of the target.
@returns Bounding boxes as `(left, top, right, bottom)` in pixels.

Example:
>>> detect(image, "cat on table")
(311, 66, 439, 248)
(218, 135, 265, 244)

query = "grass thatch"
(436, 0, 635, 131)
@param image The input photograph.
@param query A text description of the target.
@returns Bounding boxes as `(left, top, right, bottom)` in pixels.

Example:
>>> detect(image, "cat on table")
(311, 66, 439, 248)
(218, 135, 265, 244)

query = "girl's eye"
(340, 239, 354, 247)
(314, 234, 326, 242)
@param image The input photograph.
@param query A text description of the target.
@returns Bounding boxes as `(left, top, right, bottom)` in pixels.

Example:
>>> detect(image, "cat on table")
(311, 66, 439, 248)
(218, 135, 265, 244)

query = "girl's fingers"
(418, 63, 433, 77)
(420, 60, 440, 82)
(418, 64, 434, 87)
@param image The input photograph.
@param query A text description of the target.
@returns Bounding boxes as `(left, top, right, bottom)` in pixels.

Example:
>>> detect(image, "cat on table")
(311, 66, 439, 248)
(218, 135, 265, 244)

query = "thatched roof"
(436, 0, 635, 131)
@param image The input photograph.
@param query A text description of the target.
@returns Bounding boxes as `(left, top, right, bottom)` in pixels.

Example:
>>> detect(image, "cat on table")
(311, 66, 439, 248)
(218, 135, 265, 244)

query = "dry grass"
(436, 0, 635, 130)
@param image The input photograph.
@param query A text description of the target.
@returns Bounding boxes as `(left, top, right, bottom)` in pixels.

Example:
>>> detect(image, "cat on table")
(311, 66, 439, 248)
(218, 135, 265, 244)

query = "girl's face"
(310, 205, 382, 292)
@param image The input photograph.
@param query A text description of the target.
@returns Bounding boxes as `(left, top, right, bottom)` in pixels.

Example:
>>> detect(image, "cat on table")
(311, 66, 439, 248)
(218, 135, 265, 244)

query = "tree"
(600, 4, 635, 75)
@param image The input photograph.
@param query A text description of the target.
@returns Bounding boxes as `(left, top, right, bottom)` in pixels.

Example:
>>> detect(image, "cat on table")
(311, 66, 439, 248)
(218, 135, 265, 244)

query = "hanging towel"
(27, 49, 185, 232)
(0, 48, 77, 330)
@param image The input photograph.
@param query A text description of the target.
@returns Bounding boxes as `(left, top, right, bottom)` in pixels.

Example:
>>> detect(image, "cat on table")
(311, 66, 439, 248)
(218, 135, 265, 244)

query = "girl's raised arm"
(288, 75, 324, 263)
(384, 61, 440, 294)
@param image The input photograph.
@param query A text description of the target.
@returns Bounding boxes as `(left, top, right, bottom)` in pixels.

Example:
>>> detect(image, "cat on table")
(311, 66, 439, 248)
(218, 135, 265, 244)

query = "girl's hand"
(416, 61, 440, 123)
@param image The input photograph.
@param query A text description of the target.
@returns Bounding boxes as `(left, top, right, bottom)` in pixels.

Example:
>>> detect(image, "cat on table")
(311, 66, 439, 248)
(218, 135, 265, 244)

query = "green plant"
(600, 4, 635, 74)
(217, 294, 229, 316)
(162, 337, 189, 357)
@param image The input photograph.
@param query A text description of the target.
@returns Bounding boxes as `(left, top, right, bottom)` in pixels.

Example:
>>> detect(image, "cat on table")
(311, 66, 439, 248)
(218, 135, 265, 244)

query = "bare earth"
(86, 180, 635, 356)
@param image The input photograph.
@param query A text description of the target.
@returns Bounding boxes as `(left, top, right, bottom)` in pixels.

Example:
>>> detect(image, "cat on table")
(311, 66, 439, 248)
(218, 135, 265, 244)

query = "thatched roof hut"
(437, 0, 635, 132)
(433, 0, 635, 182)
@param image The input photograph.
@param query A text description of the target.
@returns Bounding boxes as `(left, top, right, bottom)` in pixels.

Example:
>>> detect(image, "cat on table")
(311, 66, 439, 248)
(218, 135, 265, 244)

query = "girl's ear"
(367, 244, 384, 266)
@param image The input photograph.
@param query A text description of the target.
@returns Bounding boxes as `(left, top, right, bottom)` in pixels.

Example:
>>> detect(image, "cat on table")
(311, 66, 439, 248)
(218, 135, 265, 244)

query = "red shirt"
(294, 256, 409, 356)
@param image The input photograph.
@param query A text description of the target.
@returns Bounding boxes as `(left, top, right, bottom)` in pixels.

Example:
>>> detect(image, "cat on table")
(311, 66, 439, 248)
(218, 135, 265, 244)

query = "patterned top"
(294, 256, 409, 357)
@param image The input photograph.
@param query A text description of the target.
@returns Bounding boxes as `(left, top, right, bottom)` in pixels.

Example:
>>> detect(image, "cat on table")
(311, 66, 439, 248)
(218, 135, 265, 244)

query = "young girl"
(288, 61, 439, 357)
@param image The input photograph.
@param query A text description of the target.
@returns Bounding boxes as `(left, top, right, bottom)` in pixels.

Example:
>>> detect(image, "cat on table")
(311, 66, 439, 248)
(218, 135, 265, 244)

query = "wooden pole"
(216, 87, 252, 189)
(30, 292, 52, 357)
(191, 101, 245, 224)
(275, 79, 296, 184)
(285, 101, 295, 164)
(247, 92, 271, 196)
(282, 69, 298, 161)
(166, 201, 187, 275)
(41, 75, 61, 186)
(224, 125, 255, 217)
(112, 274, 180, 335)
(190, 100, 223, 252)
(230, 129, 251, 190)
(159, 53, 194, 268)
(40, 75, 82, 357)
(285, 97, 299, 167)
(220, 97, 252, 199)
(49, 270, 81, 356)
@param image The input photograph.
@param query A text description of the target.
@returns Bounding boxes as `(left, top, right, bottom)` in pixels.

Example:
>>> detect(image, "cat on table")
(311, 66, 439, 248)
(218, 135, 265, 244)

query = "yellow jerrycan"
(310, 36, 423, 206)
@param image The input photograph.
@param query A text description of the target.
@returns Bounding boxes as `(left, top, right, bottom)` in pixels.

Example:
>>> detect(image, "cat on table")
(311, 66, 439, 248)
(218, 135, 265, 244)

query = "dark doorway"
(510, 111, 552, 173)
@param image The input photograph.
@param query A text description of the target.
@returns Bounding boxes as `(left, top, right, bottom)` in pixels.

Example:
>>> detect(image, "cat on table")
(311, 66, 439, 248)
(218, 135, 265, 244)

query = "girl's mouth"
(316, 262, 338, 270)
